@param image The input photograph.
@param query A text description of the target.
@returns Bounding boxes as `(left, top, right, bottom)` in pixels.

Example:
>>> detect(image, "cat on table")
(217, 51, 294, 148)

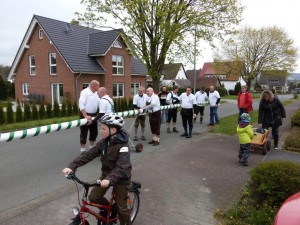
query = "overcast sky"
(0, 0, 299, 72)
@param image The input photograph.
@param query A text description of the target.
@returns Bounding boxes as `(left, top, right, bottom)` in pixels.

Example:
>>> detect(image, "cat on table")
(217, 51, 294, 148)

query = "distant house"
(185, 69, 201, 90)
(199, 62, 242, 91)
(287, 73, 300, 89)
(259, 71, 288, 92)
(8, 15, 147, 104)
(160, 63, 189, 87)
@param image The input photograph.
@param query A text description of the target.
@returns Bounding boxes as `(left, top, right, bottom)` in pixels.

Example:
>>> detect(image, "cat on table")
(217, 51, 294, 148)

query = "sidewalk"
(1, 99, 299, 225)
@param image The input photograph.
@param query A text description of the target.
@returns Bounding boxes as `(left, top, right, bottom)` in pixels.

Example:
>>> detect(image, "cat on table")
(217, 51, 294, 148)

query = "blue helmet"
(240, 113, 251, 123)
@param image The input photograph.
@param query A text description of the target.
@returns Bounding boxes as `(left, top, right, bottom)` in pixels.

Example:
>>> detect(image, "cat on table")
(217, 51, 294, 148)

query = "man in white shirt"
(132, 86, 147, 141)
(179, 86, 197, 138)
(208, 85, 221, 126)
(91, 87, 114, 123)
(194, 86, 208, 124)
(142, 87, 161, 146)
(78, 80, 100, 153)
(166, 85, 180, 133)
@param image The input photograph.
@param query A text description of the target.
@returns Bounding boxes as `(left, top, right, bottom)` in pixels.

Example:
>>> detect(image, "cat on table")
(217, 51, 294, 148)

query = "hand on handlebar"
(101, 179, 110, 188)
(62, 168, 73, 176)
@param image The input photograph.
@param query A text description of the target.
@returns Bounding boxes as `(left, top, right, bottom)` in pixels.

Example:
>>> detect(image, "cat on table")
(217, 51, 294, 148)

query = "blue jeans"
(239, 143, 250, 162)
(210, 106, 219, 125)
(161, 109, 168, 123)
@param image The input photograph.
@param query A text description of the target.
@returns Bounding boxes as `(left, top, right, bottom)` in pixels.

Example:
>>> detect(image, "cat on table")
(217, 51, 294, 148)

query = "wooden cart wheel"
(267, 141, 271, 151)
(262, 143, 267, 155)
(135, 143, 143, 152)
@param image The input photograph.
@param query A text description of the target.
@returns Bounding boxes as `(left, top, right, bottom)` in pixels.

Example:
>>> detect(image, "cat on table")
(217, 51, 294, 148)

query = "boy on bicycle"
(62, 113, 132, 225)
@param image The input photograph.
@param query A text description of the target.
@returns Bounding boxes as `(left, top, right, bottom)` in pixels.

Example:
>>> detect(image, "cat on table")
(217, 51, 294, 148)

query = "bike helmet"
(240, 113, 251, 123)
(99, 113, 125, 128)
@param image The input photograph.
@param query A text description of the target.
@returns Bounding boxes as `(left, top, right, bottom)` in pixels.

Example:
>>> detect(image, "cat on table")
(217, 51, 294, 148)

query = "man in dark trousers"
(158, 86, 169, 123)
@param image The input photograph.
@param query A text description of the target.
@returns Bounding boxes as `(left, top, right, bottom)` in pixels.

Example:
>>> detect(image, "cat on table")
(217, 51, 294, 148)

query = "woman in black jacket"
(258, 90, 286, 150)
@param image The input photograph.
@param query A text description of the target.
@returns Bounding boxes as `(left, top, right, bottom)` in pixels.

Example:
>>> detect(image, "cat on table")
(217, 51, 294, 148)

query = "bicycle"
(65, 173, 141, 225)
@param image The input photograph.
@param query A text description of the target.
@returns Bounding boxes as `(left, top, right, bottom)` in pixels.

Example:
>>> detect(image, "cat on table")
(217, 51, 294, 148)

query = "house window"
(49, 53, 57, 75)
(113, 83, 124, 97)
(218, 75, 227, 80)
(22, 83, 29, 95)
(51, 83, 63, 105)
(29, 55, 36, 75)
(113, 41, 122, 48)
(82, 83, 89, 89)
(131, 83, 140, 96)
(112, 55, 124, 75)
(269, 79, 279, 83)
(39, 29, 43, 39)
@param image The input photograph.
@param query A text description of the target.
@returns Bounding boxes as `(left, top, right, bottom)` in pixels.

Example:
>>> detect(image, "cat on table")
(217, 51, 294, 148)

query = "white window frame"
(38, 29, 43, 39)
(112, 55, 124, 75)
(82, 83, 89, 89)
(29, 55, 36, 75)
(51, 83, 63, 105)
(49, 53, 57, 75)
(113, 41, 122, 48)
(22, 83, 29, 95)
(218, 75, 227, 80)
(113, 83, 125, 98)
(131, 83, 140, 96)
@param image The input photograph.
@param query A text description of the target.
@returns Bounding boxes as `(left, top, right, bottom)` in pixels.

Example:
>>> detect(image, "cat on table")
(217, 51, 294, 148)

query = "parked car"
(273, 192, 300, 225)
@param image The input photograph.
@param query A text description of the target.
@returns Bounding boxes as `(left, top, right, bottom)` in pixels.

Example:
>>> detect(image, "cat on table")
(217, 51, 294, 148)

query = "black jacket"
(258, 98, 286, 128)
(68, 129, 132, 185)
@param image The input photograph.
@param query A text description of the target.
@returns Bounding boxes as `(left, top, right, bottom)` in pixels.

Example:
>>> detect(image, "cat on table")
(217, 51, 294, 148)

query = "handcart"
(251, 128, 271, 155)
(127, 115, 143, 153)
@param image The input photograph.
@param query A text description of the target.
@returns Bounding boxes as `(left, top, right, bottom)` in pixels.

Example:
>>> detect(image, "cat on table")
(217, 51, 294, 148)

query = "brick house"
(7, 15, 147, 105)
(160, 63, 189, 87)
(259, 70, 289, 93)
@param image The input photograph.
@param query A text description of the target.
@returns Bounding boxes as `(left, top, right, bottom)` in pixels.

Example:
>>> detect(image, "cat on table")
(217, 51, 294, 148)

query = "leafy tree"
(39, 101, 46, 119)
(0, 76, 7, 100)
(234, 81, 241, 95)
(6, 101, 14, 123)
(215, 26, 298, 90)
(16, 99, 23, 123)
(46, 103, 52, 118)
(77, 0, 243, 92)
(32, 101, 39, 120)
(53, 100, 60, 117)
(23, 100, 31, 121)
(0, 106, 5, 125)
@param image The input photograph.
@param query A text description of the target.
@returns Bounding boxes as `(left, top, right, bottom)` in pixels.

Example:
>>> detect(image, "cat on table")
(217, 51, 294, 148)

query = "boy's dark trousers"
(239, 143, 251, 162)
(89, 183, 131, 225)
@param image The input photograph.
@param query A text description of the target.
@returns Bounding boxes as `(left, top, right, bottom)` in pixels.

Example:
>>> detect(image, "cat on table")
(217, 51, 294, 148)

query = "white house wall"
(175, 66, 187, 79)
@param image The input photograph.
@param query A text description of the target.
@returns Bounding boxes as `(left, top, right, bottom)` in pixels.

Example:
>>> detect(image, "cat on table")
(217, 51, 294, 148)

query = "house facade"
(8, 15, 147, 105)
(160, 63, 188, 87)
(259, 71, 288, 93)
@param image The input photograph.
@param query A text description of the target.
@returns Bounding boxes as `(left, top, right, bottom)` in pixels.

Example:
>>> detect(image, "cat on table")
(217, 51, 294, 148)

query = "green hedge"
(291, 108, 300, 127)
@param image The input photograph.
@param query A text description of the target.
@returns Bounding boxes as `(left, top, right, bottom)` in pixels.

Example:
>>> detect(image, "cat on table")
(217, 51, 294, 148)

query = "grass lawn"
(222, 93, 262, 100)
(0, 116, 78, 132)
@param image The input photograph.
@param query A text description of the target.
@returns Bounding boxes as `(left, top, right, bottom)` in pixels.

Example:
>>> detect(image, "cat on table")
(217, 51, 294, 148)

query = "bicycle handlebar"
(66, 173, 101, 187)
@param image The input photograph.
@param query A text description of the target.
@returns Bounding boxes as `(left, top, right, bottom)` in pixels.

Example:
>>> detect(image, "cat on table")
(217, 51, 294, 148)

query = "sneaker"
(141, 136, 146, 140)
(167, 127, 171, 133)
(240, 160, 248, 166)
(148, 140, 155, 144)
(80, 148, 86, 153)
(153, 141, 160, 146)
(274, 146, 279, 150)
(207, 123, 214, 126)
(173, 127, 179, 133)
(180, 133, 187, 137)
(134, 136, 138, 141)
(186, 135, 192, 138)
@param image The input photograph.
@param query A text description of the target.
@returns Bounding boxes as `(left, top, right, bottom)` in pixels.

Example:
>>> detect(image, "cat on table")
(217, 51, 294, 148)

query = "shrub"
(32, 101, 39, 120)
(6, 101, 14, 124)
(23, 100, 31, 121)
(16, 99, 23, 123)
(53, 100, 60, 117)
(72, 101, 79, 116)
(39, 101, 45, 119)
(0, 105, 5, 124)
(127, 97, 133, 110)
(284, 126, 300, 150)
(216, 86, 228, 97)
(247, 160, 300, 207)
(46, 103, 52, 118)
(234, 81, 241, 95)
(291, 108, 300, 127)
(294, 93, 298, 99)
(61, 100, 67, 117)
(66, 100, 73, 116)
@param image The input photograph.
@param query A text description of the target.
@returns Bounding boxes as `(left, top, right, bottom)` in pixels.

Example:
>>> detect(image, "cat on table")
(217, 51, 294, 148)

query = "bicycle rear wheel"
(128, 189, 140, 223)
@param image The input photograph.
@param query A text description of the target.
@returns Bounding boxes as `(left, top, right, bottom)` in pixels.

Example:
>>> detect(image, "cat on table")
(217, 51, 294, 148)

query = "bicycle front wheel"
(128, 189, 140, 223)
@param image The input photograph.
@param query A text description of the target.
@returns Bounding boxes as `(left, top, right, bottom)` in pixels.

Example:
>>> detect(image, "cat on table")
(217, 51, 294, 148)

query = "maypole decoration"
(0, 104, 181, 143)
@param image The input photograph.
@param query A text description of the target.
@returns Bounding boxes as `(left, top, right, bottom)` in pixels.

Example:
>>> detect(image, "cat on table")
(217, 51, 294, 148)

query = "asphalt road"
(0, 94, 294, 223)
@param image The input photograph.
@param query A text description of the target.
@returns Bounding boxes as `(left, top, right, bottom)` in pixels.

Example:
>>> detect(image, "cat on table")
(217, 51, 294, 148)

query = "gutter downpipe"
(75, 72, 82, 102)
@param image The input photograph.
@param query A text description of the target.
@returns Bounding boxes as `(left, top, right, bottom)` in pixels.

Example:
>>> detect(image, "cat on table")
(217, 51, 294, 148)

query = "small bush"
(32, 101, 39, 120)
(234, 82, 241, 95)
(291, 108, 300, 127)
(0, 105, 5, 124)
(294, 93, 298, 99)
(72, 101, 79, 116)
(61, 100, 67, 117)
(284, 126, 300, 150)
(46, 103, 52, 118)
(39, 101, 45, 119)
(6, 101, 14, 124)
(66, 100, 73, 116)
(23, 100, 31, 121)
(247, 160, 300, 207)
(216, 86, 228, 96)
(16, 99, 23, 123)
(53, 100, 60, 117)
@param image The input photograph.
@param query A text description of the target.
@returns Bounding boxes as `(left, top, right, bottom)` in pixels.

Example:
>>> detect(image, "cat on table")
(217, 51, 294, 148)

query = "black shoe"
(208, 123, 214, 126)
(186, 135, 192, 138)
(173, 127, 179, 133)
(134, 136, 138, 141)
(241, 160, 248, 166)
(180, 133, 187, 137)
(148, 140, 155, 144)
(216, 121, 220, 124)
(141, 136, 146, 140)
(153, 141, 160, 146)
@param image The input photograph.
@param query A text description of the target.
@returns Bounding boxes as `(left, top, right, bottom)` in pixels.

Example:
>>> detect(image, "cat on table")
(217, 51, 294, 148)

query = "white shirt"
(166, 91, 179, 105)
(195, 91, 208, 105)
(179, 93, 196, 109)
(79, 87, 99, 113)
(144, 93, 161, 112)
(99, 95, 114, 114)
(209, 90, 221, 106)
(133, 93, 148, 108)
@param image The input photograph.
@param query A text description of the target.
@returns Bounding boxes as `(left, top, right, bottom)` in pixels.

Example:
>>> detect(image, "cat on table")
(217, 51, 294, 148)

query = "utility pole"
(193, 26, 197, 94)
